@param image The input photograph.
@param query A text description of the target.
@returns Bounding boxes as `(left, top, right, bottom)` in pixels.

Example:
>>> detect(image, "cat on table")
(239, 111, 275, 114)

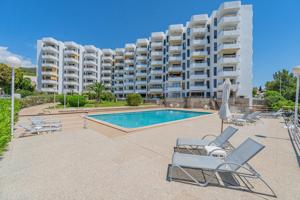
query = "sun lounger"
(30, 116, 61, 128)
(230, 111, 261, 125)
(19, 124, 61, 135)
(176, 126, 238, 153)
(169, 138, 268, 188)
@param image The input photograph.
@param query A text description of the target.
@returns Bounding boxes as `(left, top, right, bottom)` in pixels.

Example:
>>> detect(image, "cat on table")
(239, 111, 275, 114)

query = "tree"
(265, 69, 296, 101)
(88, 82, 106, 102)
(252, 87, 258, 97)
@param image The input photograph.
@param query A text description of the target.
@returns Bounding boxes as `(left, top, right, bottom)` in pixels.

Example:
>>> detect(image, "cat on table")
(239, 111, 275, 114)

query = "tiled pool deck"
(1, 105, 300, 199)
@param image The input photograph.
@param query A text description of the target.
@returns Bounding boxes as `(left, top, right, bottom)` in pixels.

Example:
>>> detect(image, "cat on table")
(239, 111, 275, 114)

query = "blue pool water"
(88, 109, 210, 129)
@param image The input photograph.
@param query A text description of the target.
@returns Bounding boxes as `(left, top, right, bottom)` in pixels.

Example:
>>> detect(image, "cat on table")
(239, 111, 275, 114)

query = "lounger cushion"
(172, 152, 228, 170)
(176, 138, 214, 147)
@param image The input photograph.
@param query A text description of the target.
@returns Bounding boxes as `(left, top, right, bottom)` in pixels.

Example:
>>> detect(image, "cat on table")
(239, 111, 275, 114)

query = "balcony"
(84, 67, 97, 73)
(124, 74, 135, 79)
(190, 62, 207, 69)
(136, 80, 147, 85)
(43, 63, 58, 69)
(115, 55, 124, 60)
(42, 46, 58, 53)
(125, 59, 134, 64)
(125, 52, 135, 57)
(169, 35, 182, 43)
(114, 83, 123, 87)
(151, 60, 163, 66)
(84, 75, 97, 80)
(84, 53, 97, 59)
(124, 66, 135, 71)
(114, 76, 124, 80)
(64, 57, 79, 64)
(190, 85, 207, 91)
(190, 14, 209, 25)
(218, 29, 240, 40)
(136, 89, 147, 93)
(102, 76, 111, 81)
(218, 70, 239, 77)
(41, 71, 57, 76)
(64, 73, 78, 78)
(136, 64, 147, 69)
(102, 56, 113, 62)
(149, 88, 163, 93)
(114, 70, 123, 74)
(136, 72, 147, 77)
(151, 51, 163, 57)
(102, 63, 112, 67)
(191, 51, 207, 57)
(114, 90, 124, 94)
(168, 77, 182, 82)
(102, 69, 111, 74)
(150, 70, 163, 75)
(64, 81, 79, 86)
(65, 65, 79, 71)
(151, 42, 163, 48)
(191, 39, 207, 46)
(218, 56, 240, 65)
(42, 80, 57, 85)
(167, 86, 181, 92)
(169, 56, 182, 63)
(41, 87, 57, 93)
(169, 24, 184, 34)
(42, 54, 58, 61)
(124, 82, 134, 86)
(149, 79, 163, 84)
(169, 46, 181, 52)
(218, 43, 240, 52)
(115, 63, 124, 67)
(136, 47, 148, 53)
(191, 27, 207, 35)
(65, 49, 79, 55)
(136, 56, 147, 61)
(151, 32, 165, 40)
(124, 89, 134, 94)
(189, 74, 207, 80)
(168, 66, 182, 72)
(218, 15, 241, 27)
(84, 60, 97, 66)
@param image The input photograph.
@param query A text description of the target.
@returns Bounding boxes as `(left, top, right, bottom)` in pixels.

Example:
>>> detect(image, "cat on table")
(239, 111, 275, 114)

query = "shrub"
(20, 94, 54, 108)
(126, 93, 143, 106)
(101, 91, 116, 102)
(16, 89, 34, 98)
(0, 99, 21, 154)
(264, 90, 295, 110)
(67, 95, 87, 107)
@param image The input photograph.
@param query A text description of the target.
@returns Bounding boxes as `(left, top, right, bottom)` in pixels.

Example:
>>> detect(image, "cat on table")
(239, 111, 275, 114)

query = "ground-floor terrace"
(0, 104, 299, 200)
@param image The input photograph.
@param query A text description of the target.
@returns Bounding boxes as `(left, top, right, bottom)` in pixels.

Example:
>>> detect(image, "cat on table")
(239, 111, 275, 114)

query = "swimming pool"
(88, 109, 211, 129)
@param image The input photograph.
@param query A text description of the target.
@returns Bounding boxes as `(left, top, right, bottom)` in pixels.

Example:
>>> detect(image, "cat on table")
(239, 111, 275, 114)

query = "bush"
(126, 93, 143, 106)
(0, 99, 21, 154)
(67, 95, 87, 107)
(20, 94, 54, 108)
(101, 91, 116, 102)
(264, 90, 295, 110)
(16, 89, 34, 98)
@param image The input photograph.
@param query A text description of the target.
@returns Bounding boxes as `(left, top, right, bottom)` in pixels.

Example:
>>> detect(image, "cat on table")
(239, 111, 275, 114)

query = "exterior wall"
(37, 1, 252, 102)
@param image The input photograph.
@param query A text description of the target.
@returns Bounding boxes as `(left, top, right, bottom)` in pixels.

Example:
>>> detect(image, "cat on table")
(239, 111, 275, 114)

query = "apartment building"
(37, 1, 252, 102)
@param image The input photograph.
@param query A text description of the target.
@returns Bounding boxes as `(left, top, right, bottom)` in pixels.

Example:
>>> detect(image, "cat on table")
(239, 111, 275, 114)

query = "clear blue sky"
(0, 0, 299, 87)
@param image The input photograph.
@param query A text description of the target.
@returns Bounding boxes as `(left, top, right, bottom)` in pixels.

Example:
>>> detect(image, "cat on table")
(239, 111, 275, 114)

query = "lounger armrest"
(201, 134, 217, 140)
(215, 162, 259, 177)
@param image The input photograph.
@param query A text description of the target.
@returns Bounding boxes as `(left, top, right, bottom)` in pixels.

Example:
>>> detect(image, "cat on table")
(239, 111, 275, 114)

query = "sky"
(0, 0, 299, 87)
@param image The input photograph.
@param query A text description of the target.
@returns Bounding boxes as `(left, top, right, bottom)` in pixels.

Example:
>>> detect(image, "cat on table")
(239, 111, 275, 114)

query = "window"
(187, 39, 190, 46)
(206, 92, 210, 97)
(213, 67, 217, 76)
(187, 82, 189, 89)
(163, 57, 166, 64)
(187, 28, 190, 35)
(214, 18, 217, 26)
(207, 58, 210, 66)
(207, 81, 210, 89)
(166, 46, 168, 52)
(214, 79, 217, 88)
(187, 71, 190, 79)
(207, 69, 210, 77)
(207, 24, 210, 32)
(182, 62, 186, 70)
(214, 30, 217, 39)
(187, 49, 190, 57)
(182, 52, 186, 60)
(187, 60, 190, 68)
(214, 54, 217, 63)
(207, 36, 210, 44)
(207, 47, 210, 55)
(183, 43, 186, 50)
(166, 37, 168, 43)
(214, 42, 217, 51)
(183, 33, 186, 40)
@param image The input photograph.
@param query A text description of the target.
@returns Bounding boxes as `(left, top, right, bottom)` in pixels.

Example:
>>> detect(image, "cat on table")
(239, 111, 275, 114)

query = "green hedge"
(57, 95, 87, 107)
(0, 99, 21, 155)
(126, 93, 143, 106)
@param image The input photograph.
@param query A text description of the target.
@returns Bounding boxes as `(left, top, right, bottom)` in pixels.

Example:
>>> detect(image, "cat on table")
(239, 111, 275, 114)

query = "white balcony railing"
(190, 85, 207, 91)
(189, 74, 207, 80)
(168, 77, 182, 82)
(190, 62, 207, 69)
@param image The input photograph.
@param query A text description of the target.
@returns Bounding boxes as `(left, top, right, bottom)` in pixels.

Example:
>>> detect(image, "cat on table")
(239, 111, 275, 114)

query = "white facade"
(37, 1, 252, 101)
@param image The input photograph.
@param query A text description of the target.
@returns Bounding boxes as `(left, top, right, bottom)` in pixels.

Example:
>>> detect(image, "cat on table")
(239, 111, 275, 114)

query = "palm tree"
(89, 82, 105, 102)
